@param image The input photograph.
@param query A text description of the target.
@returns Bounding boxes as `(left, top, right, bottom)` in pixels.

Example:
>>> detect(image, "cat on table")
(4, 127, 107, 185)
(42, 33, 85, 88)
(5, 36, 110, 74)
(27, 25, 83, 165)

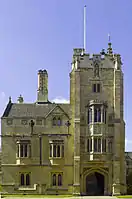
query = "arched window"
(26, 174, 30, 186)
(20, 173, 24, 186)
(52, 174, 56, 186)
(88, 108, 92, 124)
(57, 145, 60, 157)
(53, 117, 56, 126)
(58, 117, 61, 126)
(58, 174, 62, 186)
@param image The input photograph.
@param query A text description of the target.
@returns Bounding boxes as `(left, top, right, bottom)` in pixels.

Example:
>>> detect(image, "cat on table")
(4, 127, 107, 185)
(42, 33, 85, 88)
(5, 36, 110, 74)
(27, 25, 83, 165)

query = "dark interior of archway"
(95, 172, 104, 195)
(86, 172, 104, 196)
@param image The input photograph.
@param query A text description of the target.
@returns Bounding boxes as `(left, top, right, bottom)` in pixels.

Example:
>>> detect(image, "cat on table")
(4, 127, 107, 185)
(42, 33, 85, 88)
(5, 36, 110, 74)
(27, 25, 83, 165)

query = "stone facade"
(0, 42, 129, 195)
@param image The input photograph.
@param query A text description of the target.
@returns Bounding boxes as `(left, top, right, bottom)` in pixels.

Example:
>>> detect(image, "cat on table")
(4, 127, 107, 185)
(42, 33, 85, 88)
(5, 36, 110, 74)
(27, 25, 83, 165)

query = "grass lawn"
(117, 196, 132, 198)
(1, 194, 73, 198)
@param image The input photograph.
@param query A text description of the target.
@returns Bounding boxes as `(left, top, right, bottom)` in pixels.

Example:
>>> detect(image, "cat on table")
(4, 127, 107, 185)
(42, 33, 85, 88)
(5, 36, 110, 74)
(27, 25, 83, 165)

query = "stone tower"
(70, 40, 126, 195)
(37, 69, 48, 103)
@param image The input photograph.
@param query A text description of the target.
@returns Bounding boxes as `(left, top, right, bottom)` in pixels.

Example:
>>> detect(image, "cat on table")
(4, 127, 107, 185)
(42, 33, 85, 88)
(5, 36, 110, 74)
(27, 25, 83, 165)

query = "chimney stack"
(37, 69, 48, 103)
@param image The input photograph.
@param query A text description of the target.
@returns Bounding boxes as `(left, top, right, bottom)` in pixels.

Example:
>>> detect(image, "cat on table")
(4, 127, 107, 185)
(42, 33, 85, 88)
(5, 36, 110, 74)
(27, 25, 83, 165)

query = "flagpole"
(84, 5, 86, 52)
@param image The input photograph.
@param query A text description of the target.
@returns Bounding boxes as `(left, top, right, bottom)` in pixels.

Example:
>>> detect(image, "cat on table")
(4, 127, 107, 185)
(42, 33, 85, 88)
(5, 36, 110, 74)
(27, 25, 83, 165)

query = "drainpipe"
(39, 135, 42, 165)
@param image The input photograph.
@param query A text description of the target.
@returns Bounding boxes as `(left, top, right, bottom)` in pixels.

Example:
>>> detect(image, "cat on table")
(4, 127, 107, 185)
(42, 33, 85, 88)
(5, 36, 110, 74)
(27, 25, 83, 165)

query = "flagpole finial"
(108, 33, 111, 43)
(107, 33, 113, 55)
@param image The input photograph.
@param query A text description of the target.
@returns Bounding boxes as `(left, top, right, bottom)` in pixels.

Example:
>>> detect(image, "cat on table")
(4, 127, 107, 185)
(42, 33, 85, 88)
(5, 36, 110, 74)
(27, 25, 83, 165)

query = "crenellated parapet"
(71, 47, 122, 71)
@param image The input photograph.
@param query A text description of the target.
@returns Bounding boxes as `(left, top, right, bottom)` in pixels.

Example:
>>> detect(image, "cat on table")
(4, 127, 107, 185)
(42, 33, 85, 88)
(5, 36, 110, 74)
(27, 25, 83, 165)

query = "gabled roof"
(45, 105, 70, 119)
(1, 101, 71, 119)
(2, 102, 13, 117)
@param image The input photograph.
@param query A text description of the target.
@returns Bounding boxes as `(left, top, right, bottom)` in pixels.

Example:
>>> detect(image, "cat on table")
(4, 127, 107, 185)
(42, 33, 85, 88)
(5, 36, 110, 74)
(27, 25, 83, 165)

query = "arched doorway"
(86, 172, 104, 195)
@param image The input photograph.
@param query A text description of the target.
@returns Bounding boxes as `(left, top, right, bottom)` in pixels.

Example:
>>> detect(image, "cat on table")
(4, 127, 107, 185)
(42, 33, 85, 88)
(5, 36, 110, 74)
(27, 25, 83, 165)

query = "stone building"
(1, 40, 128, 196)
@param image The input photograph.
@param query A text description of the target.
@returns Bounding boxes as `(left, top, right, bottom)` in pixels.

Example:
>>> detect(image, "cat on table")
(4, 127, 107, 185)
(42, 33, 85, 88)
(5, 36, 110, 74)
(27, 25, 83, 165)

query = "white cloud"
(1, 91, 6, 99)
(125, 138, 132, 151)
(51, 96, 69, 104)
(125, 139, 132, 144)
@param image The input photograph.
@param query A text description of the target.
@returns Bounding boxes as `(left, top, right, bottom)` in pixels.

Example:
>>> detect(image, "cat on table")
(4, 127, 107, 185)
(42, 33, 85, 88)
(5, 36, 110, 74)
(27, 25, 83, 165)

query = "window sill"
(17, 184, 37, 191)
(49, 157, 64, 159)
(47, 187, 68, 191)
(16, 157, 31, 159)
(88, 122, 106, 125)
(49, 157, 64, 165)
(52, 125, 63, 127)
(88, 152, 107, 154)
(16, 157, 32, 165)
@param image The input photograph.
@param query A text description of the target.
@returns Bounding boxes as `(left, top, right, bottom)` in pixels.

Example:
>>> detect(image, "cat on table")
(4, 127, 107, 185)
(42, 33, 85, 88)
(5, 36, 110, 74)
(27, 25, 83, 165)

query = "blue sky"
(0, 0, 132, 151)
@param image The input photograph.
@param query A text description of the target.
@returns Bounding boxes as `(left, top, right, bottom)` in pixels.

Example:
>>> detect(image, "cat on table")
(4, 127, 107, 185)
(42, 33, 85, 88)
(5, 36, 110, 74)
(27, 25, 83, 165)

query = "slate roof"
(2, 101, 71, 118)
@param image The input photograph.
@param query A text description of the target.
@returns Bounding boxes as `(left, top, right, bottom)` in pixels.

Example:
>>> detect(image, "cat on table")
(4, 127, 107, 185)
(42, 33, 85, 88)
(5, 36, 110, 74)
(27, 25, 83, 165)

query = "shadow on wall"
(127, 172, 132, 194)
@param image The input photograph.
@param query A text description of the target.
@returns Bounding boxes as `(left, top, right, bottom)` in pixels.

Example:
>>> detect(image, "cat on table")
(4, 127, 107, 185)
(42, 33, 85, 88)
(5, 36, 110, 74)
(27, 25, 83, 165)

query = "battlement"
(72, 48, 122, 70)
(73, 48, 85, 56)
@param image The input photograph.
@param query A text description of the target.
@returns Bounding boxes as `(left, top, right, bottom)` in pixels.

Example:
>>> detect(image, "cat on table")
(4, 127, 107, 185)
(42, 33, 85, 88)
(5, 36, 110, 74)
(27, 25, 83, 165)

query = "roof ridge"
(2, 102, 13, 117)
